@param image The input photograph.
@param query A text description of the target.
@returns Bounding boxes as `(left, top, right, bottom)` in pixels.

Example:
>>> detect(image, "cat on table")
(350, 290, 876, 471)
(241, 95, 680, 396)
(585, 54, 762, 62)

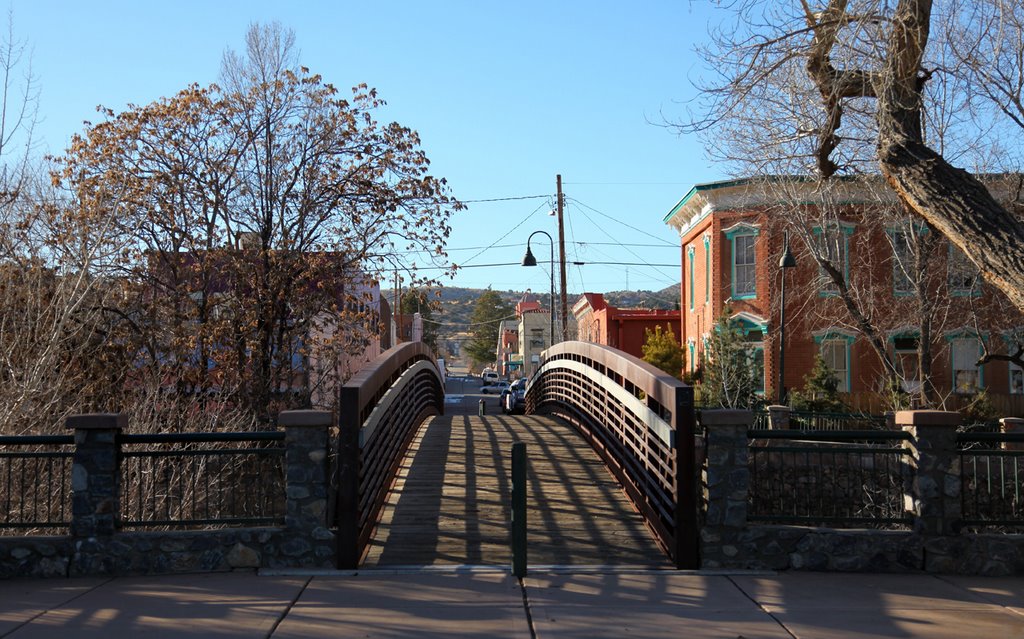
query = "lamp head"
(522, 244, 538, 267)
(779, 247, 796, 269)
(779, 231, 797, 268)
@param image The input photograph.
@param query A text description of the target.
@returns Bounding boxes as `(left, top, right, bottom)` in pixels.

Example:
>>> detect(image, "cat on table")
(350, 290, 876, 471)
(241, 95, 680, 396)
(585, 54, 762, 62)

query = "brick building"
(572, 292, 682, 362)
(664, 177, 1024, 411)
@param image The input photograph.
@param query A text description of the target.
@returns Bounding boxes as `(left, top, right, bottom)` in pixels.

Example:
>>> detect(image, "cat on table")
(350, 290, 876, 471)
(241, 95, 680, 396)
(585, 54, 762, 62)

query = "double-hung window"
(892, 335, 921, 393)
(724, 224, 759, 300)
(948, 245, 980, 296)
(950, 335, 983, 393)
(820, 338, 850, 392)
(812, 223, 854, 296)
(688, 246, 696, 311)
(703, 235, 711, 305)
(891, 230, 914, 295)
(731, 233, 757, 299)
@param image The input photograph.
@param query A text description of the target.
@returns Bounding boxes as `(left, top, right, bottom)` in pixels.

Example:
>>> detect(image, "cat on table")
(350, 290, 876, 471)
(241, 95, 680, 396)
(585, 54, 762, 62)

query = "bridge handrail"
(526, 340, 698, 568)
(334, 341, 443, 568)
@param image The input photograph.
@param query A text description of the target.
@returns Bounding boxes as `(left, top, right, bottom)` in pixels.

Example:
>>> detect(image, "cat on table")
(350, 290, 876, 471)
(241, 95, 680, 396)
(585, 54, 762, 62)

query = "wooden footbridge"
(334, 341, 698, 570)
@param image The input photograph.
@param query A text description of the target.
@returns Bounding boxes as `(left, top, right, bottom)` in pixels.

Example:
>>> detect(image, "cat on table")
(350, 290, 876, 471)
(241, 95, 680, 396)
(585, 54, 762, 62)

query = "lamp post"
(777, 231, 797, 404)
(522, 231, 556, 352)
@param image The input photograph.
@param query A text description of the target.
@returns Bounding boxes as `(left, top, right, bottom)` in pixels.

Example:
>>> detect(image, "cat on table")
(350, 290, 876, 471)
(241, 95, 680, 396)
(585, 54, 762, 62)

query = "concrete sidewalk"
(1, 569, 1022, 638)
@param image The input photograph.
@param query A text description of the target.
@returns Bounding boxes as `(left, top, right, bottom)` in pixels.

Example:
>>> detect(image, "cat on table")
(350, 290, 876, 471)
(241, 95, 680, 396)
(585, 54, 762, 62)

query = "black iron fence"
(747, 430, 913, 528)
(958, 432, 1024, 532)
(788, 410, 887, 431)
(0, 435, 74, 533)
(120, 432, 286, 529)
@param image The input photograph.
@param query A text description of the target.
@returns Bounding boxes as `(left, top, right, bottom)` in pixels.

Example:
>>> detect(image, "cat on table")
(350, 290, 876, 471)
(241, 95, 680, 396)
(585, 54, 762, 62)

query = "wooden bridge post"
(511, 441, 527, 577)
(335, 386, 361, 569)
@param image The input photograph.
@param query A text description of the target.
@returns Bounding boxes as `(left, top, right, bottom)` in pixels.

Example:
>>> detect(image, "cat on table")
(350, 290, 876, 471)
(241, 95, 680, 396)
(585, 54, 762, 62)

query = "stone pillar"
(700, 409, 753, 569)
(766, 405, 790, 430)
(897, 410, 961, 536)
(66, 413, 126, 538)
(280, 410, 334, 567)
(1000, 417, 1024, 451)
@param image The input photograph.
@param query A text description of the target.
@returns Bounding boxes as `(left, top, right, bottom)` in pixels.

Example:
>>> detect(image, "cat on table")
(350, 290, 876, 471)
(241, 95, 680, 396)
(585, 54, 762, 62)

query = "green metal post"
(511, 441, 527, 577)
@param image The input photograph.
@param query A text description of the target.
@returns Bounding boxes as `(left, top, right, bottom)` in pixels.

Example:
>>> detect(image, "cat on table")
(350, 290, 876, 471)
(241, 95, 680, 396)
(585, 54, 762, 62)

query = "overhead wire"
(565, 198, 678, 285)
(461, 194, 550, 203)
(420, 313, 518, 327)
(568, 197, 678, 247)
(456, 200, 548, 267)
(564, 198, 586, 294)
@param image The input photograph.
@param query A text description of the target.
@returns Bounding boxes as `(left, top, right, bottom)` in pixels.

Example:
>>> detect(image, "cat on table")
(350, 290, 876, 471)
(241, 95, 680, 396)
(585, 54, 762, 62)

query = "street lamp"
(777, 231, 797, 404)
(522, 231, 556, 351)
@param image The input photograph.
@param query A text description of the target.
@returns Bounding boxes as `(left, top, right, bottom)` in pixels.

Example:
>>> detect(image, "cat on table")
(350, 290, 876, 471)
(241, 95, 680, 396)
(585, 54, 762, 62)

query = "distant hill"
(384, 284, 680, 338)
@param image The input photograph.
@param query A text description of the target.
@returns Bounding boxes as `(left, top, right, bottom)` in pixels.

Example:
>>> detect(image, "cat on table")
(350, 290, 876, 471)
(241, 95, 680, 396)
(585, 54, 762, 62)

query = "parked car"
(479, 381, 510, 395)
(503, 378, 528, 414)
(481, 370, 500, 384)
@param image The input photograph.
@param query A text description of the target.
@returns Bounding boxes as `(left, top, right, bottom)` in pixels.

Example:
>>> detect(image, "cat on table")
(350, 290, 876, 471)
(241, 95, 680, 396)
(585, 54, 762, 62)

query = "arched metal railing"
(526, 341, 698, 568)
(334, 341, 443, 568)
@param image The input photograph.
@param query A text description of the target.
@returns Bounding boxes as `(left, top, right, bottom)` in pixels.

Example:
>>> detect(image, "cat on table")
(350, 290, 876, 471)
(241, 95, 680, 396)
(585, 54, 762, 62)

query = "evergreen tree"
(464, 290, 513, 369)
(789, 354, 847, 412)
(702, 309, 758, 408)
(641, 325, 685, 380)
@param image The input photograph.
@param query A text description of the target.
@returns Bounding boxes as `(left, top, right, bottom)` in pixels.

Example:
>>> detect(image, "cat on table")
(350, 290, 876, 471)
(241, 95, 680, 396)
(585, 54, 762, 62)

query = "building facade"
(664, 177, 1024, 411)
(572, 292, 682, 362)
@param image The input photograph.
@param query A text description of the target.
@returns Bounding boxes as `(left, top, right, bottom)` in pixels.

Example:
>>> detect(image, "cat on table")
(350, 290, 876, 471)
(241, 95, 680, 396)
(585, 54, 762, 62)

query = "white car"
(479, 381, 510, 394)
(481, 370, 500, 384)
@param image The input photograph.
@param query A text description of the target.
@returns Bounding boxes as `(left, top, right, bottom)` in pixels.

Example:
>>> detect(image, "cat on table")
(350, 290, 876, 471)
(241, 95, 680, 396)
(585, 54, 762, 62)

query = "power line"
(568, 197, 677, 247)
(421, 313, 519, 327)
(462, 195, 550, 203)
(443, 241, 677, 252)
(457, 201, 547, 267)
(563, 181, 690, 186)
(416, 260, 679, 271)
(566, 202, 678, 281)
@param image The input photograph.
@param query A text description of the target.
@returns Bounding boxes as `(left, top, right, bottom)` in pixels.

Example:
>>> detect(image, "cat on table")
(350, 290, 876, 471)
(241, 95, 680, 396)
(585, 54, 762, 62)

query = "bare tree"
(53, 23, 460, 419)
(684, 0, 1024, 313)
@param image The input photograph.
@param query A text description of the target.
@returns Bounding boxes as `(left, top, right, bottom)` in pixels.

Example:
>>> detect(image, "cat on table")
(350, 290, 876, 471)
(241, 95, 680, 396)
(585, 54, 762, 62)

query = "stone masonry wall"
(0, 411, 336, 579)
(701, 408, 1024, 576)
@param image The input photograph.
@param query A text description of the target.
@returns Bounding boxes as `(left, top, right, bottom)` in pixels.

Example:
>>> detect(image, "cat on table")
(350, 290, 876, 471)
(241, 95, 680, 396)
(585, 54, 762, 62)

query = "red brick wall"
(678, 203, 1023, 408)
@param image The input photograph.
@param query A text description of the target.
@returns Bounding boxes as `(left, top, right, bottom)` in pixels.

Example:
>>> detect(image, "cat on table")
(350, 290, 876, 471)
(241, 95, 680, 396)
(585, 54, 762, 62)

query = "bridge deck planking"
(361, 413, 671, 567)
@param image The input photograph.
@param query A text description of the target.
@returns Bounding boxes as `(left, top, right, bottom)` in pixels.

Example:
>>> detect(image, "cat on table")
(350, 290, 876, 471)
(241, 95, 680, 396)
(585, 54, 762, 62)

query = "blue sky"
(16, 1, 726, 295)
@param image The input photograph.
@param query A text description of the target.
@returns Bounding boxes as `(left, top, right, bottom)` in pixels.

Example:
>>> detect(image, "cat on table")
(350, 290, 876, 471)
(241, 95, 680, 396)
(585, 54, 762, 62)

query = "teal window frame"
(812, 224, 855, 298)
(948, 244, 981, 297)
(687, 245, 696, 311)
(724, 225, 760, 300)
(750, 346, 765, 394)
(703, 235, 711, 305)
(888, 330, 922, 394)
(945, 331, 985, 393)
(813, 331, 855, 392)
(688, 341, 696, 374)
(888, 229, 915, 297)
(729, 313, 767, 394)
(1005, 331, 1024, 394)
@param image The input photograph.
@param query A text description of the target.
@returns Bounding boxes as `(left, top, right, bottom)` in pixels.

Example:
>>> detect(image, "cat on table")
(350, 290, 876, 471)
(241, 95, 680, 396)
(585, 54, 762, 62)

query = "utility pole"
(394, 270, 402, 343)
(556, 174, 568, 342)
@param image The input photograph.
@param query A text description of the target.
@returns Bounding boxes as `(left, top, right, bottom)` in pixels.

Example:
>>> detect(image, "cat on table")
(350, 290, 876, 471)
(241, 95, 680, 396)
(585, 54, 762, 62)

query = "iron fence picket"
(0, 435, 74, 532)
(119, 432, 286, 529)
(747, 430, 913, 527)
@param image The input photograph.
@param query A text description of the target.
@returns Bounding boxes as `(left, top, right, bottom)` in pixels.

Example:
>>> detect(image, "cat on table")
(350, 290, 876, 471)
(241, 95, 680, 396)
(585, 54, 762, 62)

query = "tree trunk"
(878, 0, 1024, 315)
(880, 140, 1024, 314)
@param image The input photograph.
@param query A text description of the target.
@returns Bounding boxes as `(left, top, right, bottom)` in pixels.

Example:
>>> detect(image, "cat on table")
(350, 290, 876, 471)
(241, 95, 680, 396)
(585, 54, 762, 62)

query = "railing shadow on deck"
(333, 341, 444, 568)
(525, 340, 699, 569)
